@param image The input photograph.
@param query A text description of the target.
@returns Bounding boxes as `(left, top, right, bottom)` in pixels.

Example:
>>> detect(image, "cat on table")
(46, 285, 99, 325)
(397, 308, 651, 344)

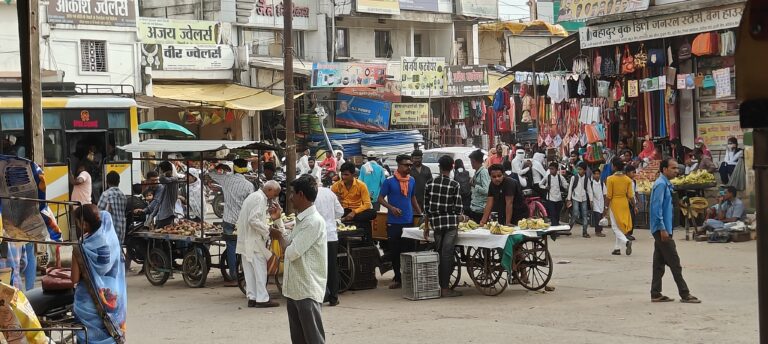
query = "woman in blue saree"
(71, 204, 127, 344)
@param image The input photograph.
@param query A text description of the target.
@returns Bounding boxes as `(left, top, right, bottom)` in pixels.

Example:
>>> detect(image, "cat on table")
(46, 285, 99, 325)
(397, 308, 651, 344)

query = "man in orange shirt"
(332, 162, 376, 240)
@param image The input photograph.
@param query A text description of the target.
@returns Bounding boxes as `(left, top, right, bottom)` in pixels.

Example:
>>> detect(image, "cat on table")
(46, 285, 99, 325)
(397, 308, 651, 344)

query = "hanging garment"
(458, 122, 468, 140)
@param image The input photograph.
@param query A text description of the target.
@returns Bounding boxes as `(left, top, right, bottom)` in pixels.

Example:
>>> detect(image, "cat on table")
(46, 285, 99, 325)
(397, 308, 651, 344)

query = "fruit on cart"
(458, 220, 479, 232)
(517, 218, 547, 230)
(637, 180, 654, 194)
(671, 170, 716, 187)
(336, 220, 357, 232)
(489, 223, 516, 235)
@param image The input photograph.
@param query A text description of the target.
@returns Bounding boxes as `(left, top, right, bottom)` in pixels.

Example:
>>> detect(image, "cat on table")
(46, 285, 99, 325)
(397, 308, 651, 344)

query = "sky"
(498, 0, 532, 21)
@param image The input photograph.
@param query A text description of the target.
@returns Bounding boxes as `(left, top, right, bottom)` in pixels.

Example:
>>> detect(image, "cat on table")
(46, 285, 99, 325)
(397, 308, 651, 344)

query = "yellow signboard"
(356, 0, 400, 14)
(400, 57, 446, 98)
(391, 103, 429, 126)
(696, 121, 746, 149)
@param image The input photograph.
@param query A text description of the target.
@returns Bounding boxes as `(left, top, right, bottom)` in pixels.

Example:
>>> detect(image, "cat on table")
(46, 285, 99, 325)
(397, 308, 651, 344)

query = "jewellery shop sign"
(138, 17, 221, 45)
(47, 0, 136, 27)
(141, 44, 235, 71)
(579, 3, 744, 49)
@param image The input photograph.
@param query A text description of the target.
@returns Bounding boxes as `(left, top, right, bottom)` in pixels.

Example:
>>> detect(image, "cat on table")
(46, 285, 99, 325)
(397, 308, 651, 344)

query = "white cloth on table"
(401, 226, 570, 249)
(243, 254, 270, 302)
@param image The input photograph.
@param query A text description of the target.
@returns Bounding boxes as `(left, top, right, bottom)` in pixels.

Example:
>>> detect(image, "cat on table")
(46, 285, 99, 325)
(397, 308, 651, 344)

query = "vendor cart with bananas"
(119, 139, 276, 288)
(402, 218, 571, 296)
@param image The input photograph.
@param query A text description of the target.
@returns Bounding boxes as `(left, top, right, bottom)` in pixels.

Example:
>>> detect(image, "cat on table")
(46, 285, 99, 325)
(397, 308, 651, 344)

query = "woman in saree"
(71, 204, 127, 344)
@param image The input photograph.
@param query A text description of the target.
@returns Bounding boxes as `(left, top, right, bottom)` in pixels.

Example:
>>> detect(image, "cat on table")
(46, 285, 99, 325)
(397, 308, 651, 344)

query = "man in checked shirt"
(423, 155, 465, 298)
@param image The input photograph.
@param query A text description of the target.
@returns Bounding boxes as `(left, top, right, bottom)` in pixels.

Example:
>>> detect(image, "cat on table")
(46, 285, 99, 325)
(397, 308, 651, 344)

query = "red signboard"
(73, 110, 99, 128)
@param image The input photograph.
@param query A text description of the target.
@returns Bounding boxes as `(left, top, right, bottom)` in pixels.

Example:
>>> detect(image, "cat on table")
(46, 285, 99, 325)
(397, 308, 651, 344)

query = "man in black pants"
(332, 162, 377, 241)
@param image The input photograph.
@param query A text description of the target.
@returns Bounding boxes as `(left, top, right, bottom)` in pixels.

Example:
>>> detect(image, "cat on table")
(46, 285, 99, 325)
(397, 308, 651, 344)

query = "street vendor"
(209, 158, 255, 287)
(146, 161, 178, 229)
(692, 148, 717, 174)
(702, 186, 746, 232)
(480, 164, 527, 227)
(332, 162, 376, 240)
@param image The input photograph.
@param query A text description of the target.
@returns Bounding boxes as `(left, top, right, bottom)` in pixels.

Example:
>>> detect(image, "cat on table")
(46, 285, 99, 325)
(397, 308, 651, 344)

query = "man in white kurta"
(236, 180, 282, 308)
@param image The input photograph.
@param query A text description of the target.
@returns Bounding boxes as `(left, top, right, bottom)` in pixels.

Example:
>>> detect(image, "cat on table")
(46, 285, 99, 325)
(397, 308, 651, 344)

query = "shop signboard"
(558, 0, 648, 21)
(391, 103, 429, 125)
(357, 0, 400, 14)
(243, 0, 317, 30)
(138, 17, 220, 45)
(47, 0, 136, 27)
(456, 0, 498, 19)
(339, 80, 401, 102)
(446, 66, 489, 96)
(400, 57, 446, 98)
(399, 0, 452, 13)
(335, 94, 391, 131)
(141, 44, 235, 71)
(311, 63, 388, 88)
(696, 121, 745, 150)
(579, 3, 744, 49)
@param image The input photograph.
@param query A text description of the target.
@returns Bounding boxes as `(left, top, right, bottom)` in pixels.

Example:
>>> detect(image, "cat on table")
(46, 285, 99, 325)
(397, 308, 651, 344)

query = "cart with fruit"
(403, 219, 570, 296)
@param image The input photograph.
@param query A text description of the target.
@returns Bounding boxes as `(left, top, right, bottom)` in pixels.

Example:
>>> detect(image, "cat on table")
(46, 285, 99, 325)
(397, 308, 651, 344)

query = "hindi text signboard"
(400, 57, 446, 98)
(447, 66, 489, 96)
(141, 44, 234, 71)
(391, 103, 429, 125)
(138, 17, 220, 45)
(47, 0, 136, 27)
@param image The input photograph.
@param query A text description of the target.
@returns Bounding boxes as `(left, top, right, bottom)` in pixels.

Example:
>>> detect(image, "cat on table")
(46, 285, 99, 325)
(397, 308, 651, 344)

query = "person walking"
(587, 168, 607, 237)
(378, 154, 421, 289)
(269, 175, 328, 343)
(423, 155, 464, 298)
(605, 158, 634, 256)
(236, 180, 282, 308)
(97, 171, 127, 244)
(468, 150, 490, 222)
(539, 162, 569, 226)
(316, 183, 344, 306)
(650, 158, 701, 304)
(567, 163, 590, 238)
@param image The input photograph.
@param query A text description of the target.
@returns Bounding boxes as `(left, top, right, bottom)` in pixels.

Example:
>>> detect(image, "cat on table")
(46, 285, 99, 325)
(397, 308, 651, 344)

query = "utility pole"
(17, 0, 43, 164)
(283, 0, 297, 211)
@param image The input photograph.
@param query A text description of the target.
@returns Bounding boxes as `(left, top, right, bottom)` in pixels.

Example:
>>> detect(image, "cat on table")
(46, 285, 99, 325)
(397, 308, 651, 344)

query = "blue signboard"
(335, 94, 391, 131)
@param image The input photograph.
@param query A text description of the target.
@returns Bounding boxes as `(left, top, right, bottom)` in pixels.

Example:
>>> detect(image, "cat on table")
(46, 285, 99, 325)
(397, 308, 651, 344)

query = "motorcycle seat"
(26, 287, 74, 316)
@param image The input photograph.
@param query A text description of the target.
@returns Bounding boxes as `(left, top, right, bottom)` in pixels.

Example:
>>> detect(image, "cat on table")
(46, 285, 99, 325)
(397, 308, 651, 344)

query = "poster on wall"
(400, 57, 446, 98)
(558, 0, 648, 21)
(141, 44, 235, 71)
(335, 94, 392, 131)
(47, 0, 137, 27)
(243, 0, 317, 30)
(357, 0, 400, 14)
(311, 63, 388, 88)
(339, 80, 401, 102)
(399, 0, 452, 13)
(391, 103, 429, 125)
(138, 17, 221, 45)
(456, 0, 498, 19)
(579, 3, 744, 48)
(446, 66, 489, 96)
(697, 122, 745, 149)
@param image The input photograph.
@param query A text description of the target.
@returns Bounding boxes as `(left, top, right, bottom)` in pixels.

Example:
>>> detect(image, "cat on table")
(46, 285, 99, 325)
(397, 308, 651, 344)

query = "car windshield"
(423, 152, 455, 163)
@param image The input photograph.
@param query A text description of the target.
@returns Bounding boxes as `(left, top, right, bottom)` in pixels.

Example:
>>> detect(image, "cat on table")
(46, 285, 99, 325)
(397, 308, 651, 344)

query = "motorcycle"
(207, 180, 224, 219)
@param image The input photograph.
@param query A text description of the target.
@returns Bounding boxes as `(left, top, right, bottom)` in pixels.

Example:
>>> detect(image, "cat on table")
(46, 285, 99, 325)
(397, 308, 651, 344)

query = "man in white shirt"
(236, 180, 282, 308)
(315, 184, 344, 306)
(301, 156, 323, 180)
(270, 175, 327, 344)
(511, 149, 530, 188)
(298, 148, 311, 174)
(567, 163, 590, 237)
(539, 162, 569, 226)
(587, 168, 607, 237)
(531, 152, 548, 194)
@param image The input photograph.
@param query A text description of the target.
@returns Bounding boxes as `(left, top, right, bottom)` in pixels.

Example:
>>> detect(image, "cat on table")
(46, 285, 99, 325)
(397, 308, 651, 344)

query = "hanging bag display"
(665, 66, 677, 86)
(694, 73, 705, 88)
(702, 74, 716, 89)
(679, 39, 692, 60)
(601, 52, 615, 76)
(634, 43, 648, 69)
(621, 44, 635, 74)
(594, 50, 602, 76)
(648, 48, 666, 67)
(692, 32, 719, 56)
(597, 80, 611, 98)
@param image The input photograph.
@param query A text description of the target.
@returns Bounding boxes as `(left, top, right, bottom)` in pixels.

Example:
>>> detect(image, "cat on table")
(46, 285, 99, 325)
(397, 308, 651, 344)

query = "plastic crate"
(401, 252, 440, 301)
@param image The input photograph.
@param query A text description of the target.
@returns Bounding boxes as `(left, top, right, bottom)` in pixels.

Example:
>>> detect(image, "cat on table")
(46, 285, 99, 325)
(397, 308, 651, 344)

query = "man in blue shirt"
(359, 151, 387, 211)
(649, 159, 701, 303)
(378, 154, 422, 289)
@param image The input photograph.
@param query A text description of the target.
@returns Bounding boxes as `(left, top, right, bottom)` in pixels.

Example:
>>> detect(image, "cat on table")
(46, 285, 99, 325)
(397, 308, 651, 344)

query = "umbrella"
(138, 120, 196, 138)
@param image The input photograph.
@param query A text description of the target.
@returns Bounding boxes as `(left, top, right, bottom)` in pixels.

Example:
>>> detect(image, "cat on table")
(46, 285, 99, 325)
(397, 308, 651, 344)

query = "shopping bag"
(267, 239, 284, 275)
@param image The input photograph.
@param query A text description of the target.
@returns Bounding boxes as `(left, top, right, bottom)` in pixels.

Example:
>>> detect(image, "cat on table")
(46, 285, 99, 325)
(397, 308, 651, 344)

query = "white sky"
(498, 0, 531, 21)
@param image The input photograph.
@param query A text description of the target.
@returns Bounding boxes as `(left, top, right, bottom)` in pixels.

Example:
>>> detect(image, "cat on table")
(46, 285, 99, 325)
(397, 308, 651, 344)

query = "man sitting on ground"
(702, 186, 746, 232)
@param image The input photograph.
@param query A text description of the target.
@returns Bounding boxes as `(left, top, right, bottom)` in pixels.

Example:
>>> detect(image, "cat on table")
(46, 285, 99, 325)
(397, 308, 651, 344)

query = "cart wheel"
(467, 248, 507, 296)
(338, 244, 355, 293)
(220, 255, 236, 282)
(212, 194, 224, 218)
(144, 247, 171, 286)
(237, 255, 247, 295)
(513, 239, 553, 291)
(449, 246, 462, 290)
(182, 247, 209, 288)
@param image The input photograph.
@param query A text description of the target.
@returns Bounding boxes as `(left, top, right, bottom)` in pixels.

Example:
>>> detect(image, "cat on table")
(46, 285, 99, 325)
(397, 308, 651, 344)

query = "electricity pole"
(17, 0, 43, 164)
(283, 0, 297, 211)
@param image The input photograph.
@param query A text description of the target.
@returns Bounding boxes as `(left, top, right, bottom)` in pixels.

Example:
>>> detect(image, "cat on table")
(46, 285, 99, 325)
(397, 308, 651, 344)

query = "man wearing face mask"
(719, 137, 743, 185)
(511, 149, 530, 188)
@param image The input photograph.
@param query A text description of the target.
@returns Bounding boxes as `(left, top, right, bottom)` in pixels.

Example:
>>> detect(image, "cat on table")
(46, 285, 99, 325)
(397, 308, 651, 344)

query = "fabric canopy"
(151, 84, 301, 111)
(479, 20, 569, 37)
(119, 139, 274, 153)
(487, 72, 516, 96)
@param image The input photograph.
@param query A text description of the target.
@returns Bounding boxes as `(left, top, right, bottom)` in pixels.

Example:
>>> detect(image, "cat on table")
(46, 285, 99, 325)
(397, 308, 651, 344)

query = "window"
(292, 31, 305, 58)
(80, 40, 107, 72)
(375, 31, 392, 58)
(44, 130, 64, 164)
(414, 34, 423, 57)
(109, 129, 130, 161)
(335, 28, 350, 58)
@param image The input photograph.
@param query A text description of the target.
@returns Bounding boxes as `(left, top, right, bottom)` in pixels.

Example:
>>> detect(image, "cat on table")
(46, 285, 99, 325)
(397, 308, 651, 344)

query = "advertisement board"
(138, 17, 220, 45)
(558, 0, 649, 21)
(335, 94, 391, 131)
(391, 103, 429, 125)
(47, 0, 136, 27)
(339, 80, 401, 102)
(357, 0, 400, 14)
(400, 57, 446, 98)
(446, 66, 489, 96)
(312, 63, 388, 88)
(456, 0, 498, 19)
(141, 44, 235, 71)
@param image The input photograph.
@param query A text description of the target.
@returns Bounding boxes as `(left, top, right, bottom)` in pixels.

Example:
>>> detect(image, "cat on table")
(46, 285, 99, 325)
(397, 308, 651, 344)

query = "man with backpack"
(539, 162, 569, 226)
(567, 162, 591, 237)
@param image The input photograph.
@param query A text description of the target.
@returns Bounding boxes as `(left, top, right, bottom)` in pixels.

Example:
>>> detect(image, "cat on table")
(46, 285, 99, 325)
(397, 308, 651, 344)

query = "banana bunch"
(489, 223, 516, 235)
(336, 220, 357, 232)
(282, 213, 296, 222)
(671, 170, 716, 187)
(517, 218, 547, 230)
(637, 180, 654, 194)
(458, 220, 480, 232)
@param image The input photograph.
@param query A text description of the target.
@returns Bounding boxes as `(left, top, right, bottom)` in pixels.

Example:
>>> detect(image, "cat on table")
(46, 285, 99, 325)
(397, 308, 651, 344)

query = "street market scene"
(0, 0, 767, 342)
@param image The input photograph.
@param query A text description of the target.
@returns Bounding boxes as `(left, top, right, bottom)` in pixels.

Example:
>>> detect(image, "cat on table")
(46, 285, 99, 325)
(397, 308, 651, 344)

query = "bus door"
(66, 129, 107, 203)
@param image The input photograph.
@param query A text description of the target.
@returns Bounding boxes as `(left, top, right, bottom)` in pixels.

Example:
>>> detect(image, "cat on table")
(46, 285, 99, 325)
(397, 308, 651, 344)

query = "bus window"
(44, 130, 64, 164)
(107, 111, 129, 162)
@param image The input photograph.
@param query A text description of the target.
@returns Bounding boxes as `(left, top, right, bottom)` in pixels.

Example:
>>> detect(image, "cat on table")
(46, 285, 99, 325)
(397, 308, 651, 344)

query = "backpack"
(547, 174, 568, 201)
(570, 174, 589, 203)
(454, 170, 471, 197)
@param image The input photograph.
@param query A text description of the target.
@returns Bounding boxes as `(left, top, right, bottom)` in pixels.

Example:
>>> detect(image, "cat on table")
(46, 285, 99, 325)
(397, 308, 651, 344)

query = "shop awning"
(151, 84, 301, 111)
(249, 57, 312, 76)
(119, 139, 274, 153)
(135, 95, 196, 109)
(487, 72, 516, 95)
(479, 20, 569, 37)
(509, 33, 580, 72)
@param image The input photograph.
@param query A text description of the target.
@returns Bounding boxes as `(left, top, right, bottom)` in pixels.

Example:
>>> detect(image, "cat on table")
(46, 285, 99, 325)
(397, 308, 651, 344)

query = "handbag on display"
(665, 66, 677, 86)
(648, 48, 666, 67)
(634, 43, 648, 69)
(703, 75, 716, 89)
(621, 44, 635, 74)
(594, 50, 602, 76)
(597, 80, 611, 98)
(694, 73, 705, 88)
(692, 32, 719, 56)
(602, 54, 615, 76)
(679, 39, 692, 60)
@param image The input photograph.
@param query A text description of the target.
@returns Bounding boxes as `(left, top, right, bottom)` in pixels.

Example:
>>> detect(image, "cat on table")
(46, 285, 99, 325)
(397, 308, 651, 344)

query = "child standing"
(588, 168, 607, 237)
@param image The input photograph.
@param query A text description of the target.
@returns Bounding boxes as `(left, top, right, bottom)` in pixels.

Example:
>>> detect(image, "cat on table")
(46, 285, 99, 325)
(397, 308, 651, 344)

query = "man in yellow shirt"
(332, 162, 376, 240)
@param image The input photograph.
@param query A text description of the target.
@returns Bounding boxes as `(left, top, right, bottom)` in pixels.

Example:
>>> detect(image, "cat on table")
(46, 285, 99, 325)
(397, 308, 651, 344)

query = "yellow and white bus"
(0, 95, 140, 232)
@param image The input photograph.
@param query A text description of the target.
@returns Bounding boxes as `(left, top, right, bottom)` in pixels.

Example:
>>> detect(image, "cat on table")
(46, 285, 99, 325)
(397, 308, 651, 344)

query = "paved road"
(126, 230, 758, 343)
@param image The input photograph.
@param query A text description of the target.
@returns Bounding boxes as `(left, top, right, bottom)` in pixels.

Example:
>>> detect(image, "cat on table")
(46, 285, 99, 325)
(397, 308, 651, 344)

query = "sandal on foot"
(596, 233, 606, 237)
(582, 233, 591, 238)
(626, 241, 633, 256)
(611, 250, 621, 255)
(652, 295, 674, 302)
(681, 295, 702, 304)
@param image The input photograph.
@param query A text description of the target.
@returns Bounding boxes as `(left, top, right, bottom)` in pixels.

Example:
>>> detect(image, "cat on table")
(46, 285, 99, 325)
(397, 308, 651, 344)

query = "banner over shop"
(243, 0, 317, 30)
(400, 57, 446, 98)
(47, 0, 136, 27)
(335, 94, 391, 131)
(312, 63, 388, 88)
(391, 103, 429, 125)
(455, 0, 498, 19)
(339, 80, 401, 102)
(558, 0, 649, 21)
(399, 0, 452, 13)
(579, 3, 744, 48)
(447, 66, 489, 96)
(141, 44, 235, 71)
(138, 17, 221, 45)
(357, 0, 400, 14)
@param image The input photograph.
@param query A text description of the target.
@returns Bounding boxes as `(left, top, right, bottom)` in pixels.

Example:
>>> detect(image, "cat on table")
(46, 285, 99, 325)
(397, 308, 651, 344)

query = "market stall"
(402, 224, 570, 296)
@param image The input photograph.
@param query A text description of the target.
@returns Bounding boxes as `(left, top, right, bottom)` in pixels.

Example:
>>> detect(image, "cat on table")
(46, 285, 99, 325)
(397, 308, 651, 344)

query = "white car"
(422, 147, 486, 178)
